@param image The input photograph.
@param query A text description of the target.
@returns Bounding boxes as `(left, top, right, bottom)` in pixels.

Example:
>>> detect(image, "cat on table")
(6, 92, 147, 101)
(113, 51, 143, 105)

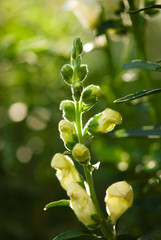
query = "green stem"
(84, 165, 115, 240)
(75, 98, 115, 240)
(75, 101, 83, 143)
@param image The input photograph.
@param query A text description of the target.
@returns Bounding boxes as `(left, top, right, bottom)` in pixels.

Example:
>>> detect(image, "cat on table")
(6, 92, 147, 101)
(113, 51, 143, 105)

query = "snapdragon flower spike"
(51, 153, 81, 190)
(67, 182, 100, 230)
(59, 120, 78, 150)
(85, 108, 122, 136)
(60, 100, 75, 122)
(72, 143, 90, 165)
(104, 181, 133, 225)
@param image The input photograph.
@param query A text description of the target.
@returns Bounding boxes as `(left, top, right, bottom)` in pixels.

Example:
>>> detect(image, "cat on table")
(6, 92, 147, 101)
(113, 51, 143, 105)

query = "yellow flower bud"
(104, 181, 133, 225)
(59, 120, 78, 150)
(72, 143, 90, 164)
(85, 108, 122, 136)
(67, 182, 100, 229)
(51, 153, 81, 190)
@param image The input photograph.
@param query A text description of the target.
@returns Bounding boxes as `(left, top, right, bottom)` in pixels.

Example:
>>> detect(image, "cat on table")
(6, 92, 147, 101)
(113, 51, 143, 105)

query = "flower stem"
(75, 97, 115, 240)
(84, 165, 115, 240)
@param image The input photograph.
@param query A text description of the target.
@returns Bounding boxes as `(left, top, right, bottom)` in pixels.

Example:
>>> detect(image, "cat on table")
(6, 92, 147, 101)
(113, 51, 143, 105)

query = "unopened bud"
(73, 38, 83, 56)
(104, 181, 133, 225)
(61, 64, 73, 85)
(77, 65, 88, 82)
(85, 108, 122, 135)
(60, 100, 75, 122)
(72, 81, 83, 101)
(72, 143, 90, 164)
(82, 84, 101, 105)
(51, 153, 81, 190)
(59, 120, 78, 150)
(67, 182, 100, 229)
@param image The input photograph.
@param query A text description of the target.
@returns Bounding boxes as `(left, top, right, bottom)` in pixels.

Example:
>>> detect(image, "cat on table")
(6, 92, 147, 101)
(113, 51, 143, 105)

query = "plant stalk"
(75, 96, 115, 240)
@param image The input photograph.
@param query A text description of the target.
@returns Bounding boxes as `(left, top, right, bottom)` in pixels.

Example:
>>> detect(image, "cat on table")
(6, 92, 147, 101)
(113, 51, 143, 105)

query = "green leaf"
(53, 229, 103, 240)
(111, 125, 161, 139)
(128, 4, 161, 14)
(114, 88, 161, 103)
(44, 199, 70, 211)
(122, 60, 161, 71)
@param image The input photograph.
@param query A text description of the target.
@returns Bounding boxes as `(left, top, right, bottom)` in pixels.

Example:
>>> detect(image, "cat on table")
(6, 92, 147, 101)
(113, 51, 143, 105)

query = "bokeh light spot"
(8, 102, 28, 122)
(27, 136, 45, 154)
(118, 161, 128, 171)
(26, 107, 50, 131)
(16, 146, 32, 163)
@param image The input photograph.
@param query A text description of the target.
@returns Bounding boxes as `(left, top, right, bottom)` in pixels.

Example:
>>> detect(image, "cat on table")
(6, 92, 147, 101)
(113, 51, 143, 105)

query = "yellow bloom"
(72, 143, 90, 164)
(67, 182, 100, 229)
(85, 108, 122, 135)
(59, 120, 77, 149)
(51, 153, 81, 190)
(104, 181, 133, 225)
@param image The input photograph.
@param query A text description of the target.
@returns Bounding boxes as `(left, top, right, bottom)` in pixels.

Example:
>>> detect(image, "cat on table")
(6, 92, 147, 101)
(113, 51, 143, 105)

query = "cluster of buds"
(50, 38, 133, 231)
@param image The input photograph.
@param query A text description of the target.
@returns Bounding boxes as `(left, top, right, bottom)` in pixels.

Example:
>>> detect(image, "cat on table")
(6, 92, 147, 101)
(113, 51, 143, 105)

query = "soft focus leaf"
(122, 60, 161, 71)
(53, 229, 102, 240)
(137, 236, 153, 240)
(114, 88, 161, 103)
(112, 125, 161, 138)
(44, 200, 70, 211)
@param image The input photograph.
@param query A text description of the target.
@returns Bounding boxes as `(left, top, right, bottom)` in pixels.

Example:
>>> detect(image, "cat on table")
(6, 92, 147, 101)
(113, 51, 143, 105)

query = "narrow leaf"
(111, 125, 161, 139)
(44, 199, 70, 211)
(122, 60, 161, 71)
(114, 88, 161, 103)
(53, 229, 102, 240)
(128, 4, 161, 14)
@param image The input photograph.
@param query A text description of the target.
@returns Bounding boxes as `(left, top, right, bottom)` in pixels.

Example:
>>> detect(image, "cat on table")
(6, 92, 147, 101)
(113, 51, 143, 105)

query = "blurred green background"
(0, 0, 161, 240)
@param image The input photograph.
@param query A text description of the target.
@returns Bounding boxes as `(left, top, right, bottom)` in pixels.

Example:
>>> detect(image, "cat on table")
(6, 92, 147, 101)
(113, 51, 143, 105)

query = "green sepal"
(86, 118, 99, 136)
(82, 85, 101, 106)
(61, 64, 73, 85)
(72, 81, 83, 101)
(77, 65, 88, 81)
(65, 141, 76, 151)
(75, 56, 81, 70)
(60, 100, 75, 122)
(71, 46, 77, 60)
(86, 214, 101, 230)
(44, 199, 70, 211)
